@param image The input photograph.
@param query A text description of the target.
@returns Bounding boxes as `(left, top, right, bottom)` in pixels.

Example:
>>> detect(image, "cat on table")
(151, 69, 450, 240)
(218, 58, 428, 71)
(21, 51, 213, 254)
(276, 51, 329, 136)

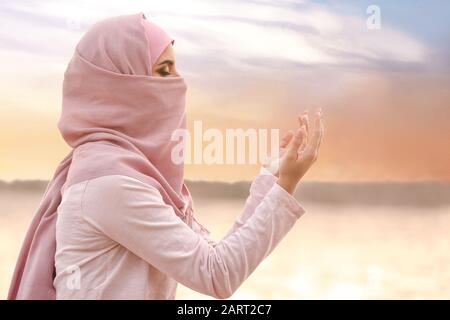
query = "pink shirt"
(54, 168, 305, 299)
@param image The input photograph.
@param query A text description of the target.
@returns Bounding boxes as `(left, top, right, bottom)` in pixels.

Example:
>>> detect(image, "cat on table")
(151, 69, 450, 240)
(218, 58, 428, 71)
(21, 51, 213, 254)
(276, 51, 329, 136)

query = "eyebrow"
(156, 60, 174, 66)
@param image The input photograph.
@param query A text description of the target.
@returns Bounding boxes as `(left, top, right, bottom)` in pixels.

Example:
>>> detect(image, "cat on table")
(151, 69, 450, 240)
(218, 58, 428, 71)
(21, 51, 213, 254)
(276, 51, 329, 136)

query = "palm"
(263, 109, 323, 182)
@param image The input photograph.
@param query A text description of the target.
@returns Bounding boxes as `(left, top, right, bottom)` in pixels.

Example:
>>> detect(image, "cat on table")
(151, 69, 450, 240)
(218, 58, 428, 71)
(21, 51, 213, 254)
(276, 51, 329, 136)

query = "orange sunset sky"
(0, 0, 449, 182)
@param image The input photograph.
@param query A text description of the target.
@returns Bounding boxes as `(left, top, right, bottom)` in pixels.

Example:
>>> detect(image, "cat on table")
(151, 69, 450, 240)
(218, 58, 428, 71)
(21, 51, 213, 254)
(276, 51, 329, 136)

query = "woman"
(8, 12, 323, 300)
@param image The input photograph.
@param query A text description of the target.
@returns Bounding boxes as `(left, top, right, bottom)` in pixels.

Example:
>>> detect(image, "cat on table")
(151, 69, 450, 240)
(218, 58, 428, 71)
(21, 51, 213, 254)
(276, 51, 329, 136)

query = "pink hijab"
(8, 12, 210, 300)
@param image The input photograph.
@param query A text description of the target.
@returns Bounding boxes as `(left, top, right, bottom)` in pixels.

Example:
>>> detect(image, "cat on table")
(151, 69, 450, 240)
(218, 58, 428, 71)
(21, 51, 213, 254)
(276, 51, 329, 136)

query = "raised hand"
(261, 130, 294, 176)
(277, 108, 324, 194)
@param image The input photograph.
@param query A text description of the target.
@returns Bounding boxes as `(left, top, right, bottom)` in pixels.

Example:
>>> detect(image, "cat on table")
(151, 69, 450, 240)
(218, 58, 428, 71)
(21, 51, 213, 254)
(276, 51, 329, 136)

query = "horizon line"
(1, 178, 449, 185)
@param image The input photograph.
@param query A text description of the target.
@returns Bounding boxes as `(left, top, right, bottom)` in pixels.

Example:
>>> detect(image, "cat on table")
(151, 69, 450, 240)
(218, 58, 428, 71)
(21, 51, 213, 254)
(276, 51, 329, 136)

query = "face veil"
(59, 12, 188, 195)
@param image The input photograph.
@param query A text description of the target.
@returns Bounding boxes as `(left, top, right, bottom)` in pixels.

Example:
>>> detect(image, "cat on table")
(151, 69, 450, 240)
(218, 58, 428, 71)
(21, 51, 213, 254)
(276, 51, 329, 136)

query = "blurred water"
(1, 190, 449, 299)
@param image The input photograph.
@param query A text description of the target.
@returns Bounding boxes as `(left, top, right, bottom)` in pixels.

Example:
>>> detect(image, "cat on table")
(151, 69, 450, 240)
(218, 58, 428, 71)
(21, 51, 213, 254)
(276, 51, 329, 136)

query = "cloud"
(0, 0, 428, 73)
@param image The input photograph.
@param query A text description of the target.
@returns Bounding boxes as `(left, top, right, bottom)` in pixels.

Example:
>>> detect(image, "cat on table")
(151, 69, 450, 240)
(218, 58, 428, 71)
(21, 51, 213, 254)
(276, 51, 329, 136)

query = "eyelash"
(158, 69, 171, 77)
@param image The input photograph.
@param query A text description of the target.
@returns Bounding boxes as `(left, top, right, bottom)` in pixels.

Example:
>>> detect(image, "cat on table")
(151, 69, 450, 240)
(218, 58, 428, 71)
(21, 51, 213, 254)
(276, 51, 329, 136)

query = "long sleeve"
(80, 174, 305, 299)
(222, 166, 277, 239)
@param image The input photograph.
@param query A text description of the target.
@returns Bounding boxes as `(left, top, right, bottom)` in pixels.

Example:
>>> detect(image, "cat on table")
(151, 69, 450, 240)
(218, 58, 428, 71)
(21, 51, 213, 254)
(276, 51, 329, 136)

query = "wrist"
(276, 177, 297, 195)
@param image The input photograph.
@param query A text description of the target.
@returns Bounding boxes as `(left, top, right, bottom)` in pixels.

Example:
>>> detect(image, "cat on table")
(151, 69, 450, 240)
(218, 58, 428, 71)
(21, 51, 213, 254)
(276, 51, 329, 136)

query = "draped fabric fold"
(8, 12, 210, 300)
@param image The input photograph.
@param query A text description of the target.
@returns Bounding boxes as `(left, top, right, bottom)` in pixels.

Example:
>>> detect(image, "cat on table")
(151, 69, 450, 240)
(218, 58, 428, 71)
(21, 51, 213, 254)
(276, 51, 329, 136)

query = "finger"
(310, 110, 323, 150)
(287, 127, 305, 160)
(300, 110, 309, 136)
(300, 109, 323, 161)
(280, 130, 294, 149)
(301, 111, 309, 145)
(316, 109, 324, 148)
(298, 125, 308, 153)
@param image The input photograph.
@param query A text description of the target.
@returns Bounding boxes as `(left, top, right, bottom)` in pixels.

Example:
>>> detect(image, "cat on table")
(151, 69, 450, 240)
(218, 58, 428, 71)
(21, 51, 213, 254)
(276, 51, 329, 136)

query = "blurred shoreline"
(1, 179, 449, 208)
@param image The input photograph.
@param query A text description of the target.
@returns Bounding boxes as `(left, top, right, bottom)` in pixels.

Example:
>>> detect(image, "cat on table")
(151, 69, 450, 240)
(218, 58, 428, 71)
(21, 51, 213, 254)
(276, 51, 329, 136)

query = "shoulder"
(78, 175, 170, 230)
(81, 175, 165, 210)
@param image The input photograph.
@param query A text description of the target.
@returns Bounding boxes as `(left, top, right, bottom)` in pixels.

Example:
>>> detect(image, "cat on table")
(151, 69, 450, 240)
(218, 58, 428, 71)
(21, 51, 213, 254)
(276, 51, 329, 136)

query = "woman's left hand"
(262, 110, 312, 177)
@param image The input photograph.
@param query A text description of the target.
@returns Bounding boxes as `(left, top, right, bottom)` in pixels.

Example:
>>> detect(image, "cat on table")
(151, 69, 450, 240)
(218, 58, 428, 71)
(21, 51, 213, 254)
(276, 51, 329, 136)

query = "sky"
(0, 0, 449, 182)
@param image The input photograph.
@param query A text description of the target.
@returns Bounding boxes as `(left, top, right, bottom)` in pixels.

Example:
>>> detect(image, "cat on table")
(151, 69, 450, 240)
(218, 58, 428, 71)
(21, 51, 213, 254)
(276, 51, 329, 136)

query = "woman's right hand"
(277, 108, 324, 195)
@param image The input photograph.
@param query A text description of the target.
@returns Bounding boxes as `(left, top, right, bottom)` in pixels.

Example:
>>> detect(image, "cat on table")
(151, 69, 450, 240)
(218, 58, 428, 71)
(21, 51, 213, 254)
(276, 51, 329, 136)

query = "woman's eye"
(158, 69, 171, 77)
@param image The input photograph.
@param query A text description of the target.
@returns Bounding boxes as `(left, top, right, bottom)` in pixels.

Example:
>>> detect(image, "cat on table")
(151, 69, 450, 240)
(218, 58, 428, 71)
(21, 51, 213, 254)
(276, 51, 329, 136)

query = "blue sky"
(321, 0, 450, 40)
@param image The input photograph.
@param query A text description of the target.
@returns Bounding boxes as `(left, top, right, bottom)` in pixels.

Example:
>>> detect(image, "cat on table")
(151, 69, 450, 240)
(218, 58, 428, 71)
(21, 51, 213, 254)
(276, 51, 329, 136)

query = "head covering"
(8, 12, 210, 300)
(141, 18, 175, 67)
